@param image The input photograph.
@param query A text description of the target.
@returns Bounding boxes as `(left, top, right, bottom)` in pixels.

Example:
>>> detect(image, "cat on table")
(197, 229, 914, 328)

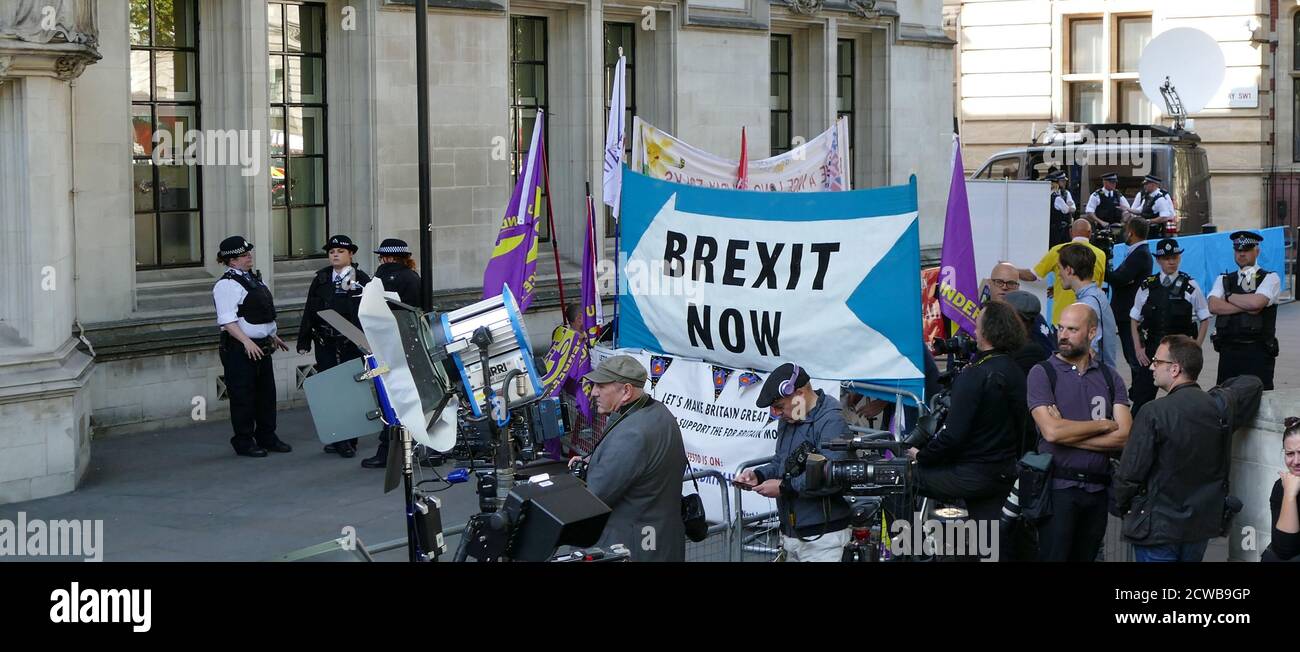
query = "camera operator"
(1027, 303, 1131, 562)
(907, 301, 1027, 525)
(735, 363, 852, 561)
(568, 355, 686, 561)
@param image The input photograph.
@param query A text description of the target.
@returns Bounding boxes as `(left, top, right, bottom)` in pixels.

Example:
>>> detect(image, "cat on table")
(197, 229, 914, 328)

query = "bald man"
(982, 262, 1022, 304)
(1019, 219, 1108, 325)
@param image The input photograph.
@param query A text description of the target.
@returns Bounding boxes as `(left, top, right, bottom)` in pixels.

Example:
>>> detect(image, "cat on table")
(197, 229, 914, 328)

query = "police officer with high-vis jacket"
(1209, 231, 1283, 389)
(298, 235, 371, 459)
(1128, 238, 1211, 415)
(1085, 172, 1131, 229)
(212, 236, 292, 458)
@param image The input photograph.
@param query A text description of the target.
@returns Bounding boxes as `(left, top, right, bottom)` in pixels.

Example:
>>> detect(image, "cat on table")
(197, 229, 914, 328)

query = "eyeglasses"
(991, 279, 1020, 290)
(1149, 358, 1177, 368)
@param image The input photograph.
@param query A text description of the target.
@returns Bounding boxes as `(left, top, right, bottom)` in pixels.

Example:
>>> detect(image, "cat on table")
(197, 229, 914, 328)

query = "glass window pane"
(771, 36, 789, 73)
(289, 157, 325, 205)
(131, 105, 154, 157)
(268, 2, 284, 51)
(515, 108, 538, 156)
(838, 40, 852, 72)
(1118, 18, 1151, 73)
(272, 208, 289, 257)
(155, 0, 196, 48)
(269, 108, 285, 157)
(133, 161, 155, 211)
(130, 0, 151, 46)
(524, 18, 546, 61)
(269, 55, 285, 105)
(270, 158, 287, 206)
(154, 50, 196, 101)
(1070, 19, 1103, 74)
(287, 56, 324, 103)
(287, 4, 324, 54)
(1119, 81, 1153, 123)
(159, 212, 201, 265)
(155, 105, 197, 150)
(774, 76, 789, 110)
(513, 64, 545, 106)
(157, 164, 198, 212)
(130, 50, 152, 101)
(135, 213, 158, 267)
(1070, 81, 1104, 123)
(288, 107, 325, 156)
(290, 206, 327, 257)
(838, 77, 852, 112)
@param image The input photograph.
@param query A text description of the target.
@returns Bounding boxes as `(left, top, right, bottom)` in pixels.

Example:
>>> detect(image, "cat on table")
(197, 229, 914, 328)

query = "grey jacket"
(753, 391, 852, 537)
(587, 396, 687, 561)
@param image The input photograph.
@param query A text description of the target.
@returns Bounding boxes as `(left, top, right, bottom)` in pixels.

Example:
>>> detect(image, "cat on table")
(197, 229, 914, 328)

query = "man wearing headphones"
(735, 363, 852, 561)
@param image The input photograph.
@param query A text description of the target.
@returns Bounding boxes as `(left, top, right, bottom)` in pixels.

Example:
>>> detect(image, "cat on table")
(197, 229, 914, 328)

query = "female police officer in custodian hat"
(361, 238, 423, 468)
(212, 236, 292, 457)
(298, 235, 371, 458)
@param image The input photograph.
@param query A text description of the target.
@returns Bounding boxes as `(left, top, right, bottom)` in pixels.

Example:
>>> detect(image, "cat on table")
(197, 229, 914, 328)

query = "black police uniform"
(363, 238, 423, 468)
(1132, 271, 1198, 411)
(298, 235, 371, 455)
(1136, 189, 1171, 221)
(1213, 265, 1279, 390)
(1091, 189, 1125, 226)
(213, 236, 290, 457)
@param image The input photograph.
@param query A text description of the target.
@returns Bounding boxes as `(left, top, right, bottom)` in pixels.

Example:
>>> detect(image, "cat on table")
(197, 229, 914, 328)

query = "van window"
(981, 156, 1021, 180)
(1083, 148, 1167, 199)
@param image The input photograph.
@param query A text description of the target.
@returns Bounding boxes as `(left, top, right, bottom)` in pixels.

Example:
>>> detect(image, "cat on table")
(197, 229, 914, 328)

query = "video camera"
(796, 434, 913, 497)
(932, 332, 977, 361)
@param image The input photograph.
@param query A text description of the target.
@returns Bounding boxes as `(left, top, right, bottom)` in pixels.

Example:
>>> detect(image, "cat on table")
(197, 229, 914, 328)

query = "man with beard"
(1026, 303, 1132, 561)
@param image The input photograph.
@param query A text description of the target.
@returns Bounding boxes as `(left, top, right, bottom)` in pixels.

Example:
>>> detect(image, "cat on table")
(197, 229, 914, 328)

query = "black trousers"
(1216, 342, 1276, 390)
(315, 338, 363, 447)
(220, 334, 278, 452)
(916, 461, 1016, 523)
(1036, 486, 1109, 562)
(1123, 324, 1156, 416)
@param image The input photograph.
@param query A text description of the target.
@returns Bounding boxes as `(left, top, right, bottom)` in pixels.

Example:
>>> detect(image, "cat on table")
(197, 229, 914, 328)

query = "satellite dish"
(1139, 28, 1225, 116)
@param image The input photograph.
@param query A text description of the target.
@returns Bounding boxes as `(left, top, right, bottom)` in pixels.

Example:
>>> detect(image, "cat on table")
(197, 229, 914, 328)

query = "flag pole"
(540, 127, 567, 317)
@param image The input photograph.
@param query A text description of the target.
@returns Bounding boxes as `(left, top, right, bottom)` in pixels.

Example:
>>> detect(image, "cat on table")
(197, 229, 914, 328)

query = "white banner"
(594, 346, 839, 521)
(630, 117, 851, 192)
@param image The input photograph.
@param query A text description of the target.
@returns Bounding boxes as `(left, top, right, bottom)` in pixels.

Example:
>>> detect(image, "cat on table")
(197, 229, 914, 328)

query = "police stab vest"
(1093, 189, 1123, 224)
(1214, 268, 1276, 342)
(1138, 190, 1169, 220)
(1052, 191, 1072, 224)
(1139, 272, 1197, 342)
(223, 269, 277, 325)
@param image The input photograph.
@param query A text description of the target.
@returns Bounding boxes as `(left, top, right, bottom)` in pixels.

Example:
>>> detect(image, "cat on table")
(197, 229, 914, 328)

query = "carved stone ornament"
(847, 0, 880, 19)
(54, 54, 90, 81)
(783, 0, 824, 17)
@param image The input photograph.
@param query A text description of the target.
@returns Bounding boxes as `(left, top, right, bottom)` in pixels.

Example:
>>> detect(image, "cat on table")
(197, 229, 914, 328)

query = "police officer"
(298, 235, 371, 458)
(1209, 231, 1282, 389)
(1128, 238, 1211, 415)
(212, 236, 292, 458)
(1084, 172, 1131, 229)
(362, 238, 424, 468)
(1048, 171, 1076, 247)
(1128, 174, 1175, 232)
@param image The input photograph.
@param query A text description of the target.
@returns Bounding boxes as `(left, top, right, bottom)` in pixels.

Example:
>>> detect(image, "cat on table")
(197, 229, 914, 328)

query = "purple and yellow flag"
(938, 135, 981, 336)
(581, 195, 601, 340)
(483, 111, 546, 311)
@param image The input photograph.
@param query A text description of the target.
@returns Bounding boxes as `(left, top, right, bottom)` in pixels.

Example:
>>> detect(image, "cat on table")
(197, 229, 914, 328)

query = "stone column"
(0, 5, 101, 504)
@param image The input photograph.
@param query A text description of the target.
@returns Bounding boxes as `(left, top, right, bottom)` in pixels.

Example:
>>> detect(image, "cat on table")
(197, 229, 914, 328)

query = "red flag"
(736, 127, 748, 189)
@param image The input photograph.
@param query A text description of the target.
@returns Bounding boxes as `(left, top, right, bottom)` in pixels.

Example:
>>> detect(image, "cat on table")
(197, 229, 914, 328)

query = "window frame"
(509, 14, 552, 242)
(836, 38, 855, 173)
(770, 34, 793, 156)
(268, 0, 330, 261)
(131, 0, 204, 270)
(1061, 14, 1154, 124)
(603, 21, 636, 239)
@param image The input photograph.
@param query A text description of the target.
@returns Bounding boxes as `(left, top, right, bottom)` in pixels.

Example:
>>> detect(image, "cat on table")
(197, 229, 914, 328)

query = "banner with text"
(616, 169, 925, 398)
(630, 117, 851, 192)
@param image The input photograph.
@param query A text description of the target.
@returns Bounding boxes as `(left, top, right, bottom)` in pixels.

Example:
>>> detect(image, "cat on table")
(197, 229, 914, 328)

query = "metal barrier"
(684, 468, 735, 562)
(730, 456, 782, 562)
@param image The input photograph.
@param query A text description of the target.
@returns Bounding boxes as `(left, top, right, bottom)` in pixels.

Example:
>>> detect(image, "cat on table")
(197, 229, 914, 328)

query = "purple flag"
(938, 135, 981, 336)
(581, 195, 600, 341)
(483, 111, 546, 311)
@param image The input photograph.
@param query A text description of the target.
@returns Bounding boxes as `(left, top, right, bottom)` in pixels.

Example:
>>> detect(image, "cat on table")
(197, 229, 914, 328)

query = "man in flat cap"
(570, 355, 686, 561)
(1129, 174, 1175, 230)
(1209, 230, 1282, 389)
(734, 362, 852, 561)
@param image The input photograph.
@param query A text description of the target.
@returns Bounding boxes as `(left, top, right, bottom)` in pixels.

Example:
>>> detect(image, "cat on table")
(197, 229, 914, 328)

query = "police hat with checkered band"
(374, 238, 412, 256)
(217, 236, 253, 259)
(1153, 238, 1184, 257)
(323, 234, 359, 254)
(1229, 230, 1263, 251)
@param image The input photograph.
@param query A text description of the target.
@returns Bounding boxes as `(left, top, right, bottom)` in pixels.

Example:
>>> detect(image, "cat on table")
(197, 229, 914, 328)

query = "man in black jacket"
(908, 301, 1027, 524)
(1113, 335, 1263, 562)
(1105, 219, 1152, 398)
